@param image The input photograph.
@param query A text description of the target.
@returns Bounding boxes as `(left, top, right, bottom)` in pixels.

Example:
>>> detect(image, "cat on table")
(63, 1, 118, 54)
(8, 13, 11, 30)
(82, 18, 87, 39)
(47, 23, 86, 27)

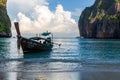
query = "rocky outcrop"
(0, 0, 12, 37)
(78, 0, 120, 38)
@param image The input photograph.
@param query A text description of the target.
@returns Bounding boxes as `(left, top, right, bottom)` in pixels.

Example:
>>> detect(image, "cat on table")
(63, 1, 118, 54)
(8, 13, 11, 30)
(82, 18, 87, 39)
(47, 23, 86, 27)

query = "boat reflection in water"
(23, 51, 51, 59)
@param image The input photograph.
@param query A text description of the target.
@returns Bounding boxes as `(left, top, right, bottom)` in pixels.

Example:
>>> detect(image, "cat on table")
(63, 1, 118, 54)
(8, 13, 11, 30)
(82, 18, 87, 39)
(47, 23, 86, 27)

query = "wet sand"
(0, 71, 120, 80)
(0, 61, 120, 80)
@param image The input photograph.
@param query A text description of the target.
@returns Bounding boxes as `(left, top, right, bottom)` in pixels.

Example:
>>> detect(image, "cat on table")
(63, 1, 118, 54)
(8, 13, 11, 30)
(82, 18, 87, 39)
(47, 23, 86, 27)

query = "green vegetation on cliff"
(0, 22, 9, 32)
(0, 4, 11, 33)
(0, 0, 6, 6)
(105, 14, 120, 20)
(0, 0, 11, 37)
(79, 0, 120, 38)
(88, 0, 113, 21)
(114, 0, 120, 2)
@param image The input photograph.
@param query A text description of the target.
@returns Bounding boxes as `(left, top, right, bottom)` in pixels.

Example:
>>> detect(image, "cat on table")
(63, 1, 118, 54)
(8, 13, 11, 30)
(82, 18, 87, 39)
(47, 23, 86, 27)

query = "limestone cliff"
(78, 0, 120, 38)
(0, 0, 11, 37)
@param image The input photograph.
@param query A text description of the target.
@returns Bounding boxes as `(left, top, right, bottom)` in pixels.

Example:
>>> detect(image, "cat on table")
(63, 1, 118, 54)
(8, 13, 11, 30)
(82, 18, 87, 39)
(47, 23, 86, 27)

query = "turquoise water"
(0, 38, 120, 62)
(0, 38, 120, 80)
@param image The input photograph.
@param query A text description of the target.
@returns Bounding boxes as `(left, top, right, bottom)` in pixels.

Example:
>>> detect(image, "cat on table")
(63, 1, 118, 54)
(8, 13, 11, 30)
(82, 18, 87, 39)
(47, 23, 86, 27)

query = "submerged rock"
(0, 0, 11, 37)
(78, 0, 120, 39)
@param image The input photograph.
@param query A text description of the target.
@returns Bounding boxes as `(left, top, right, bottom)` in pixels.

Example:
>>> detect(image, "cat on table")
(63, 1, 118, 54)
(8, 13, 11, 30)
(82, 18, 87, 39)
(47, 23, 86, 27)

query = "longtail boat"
(14, 22, 53, 53)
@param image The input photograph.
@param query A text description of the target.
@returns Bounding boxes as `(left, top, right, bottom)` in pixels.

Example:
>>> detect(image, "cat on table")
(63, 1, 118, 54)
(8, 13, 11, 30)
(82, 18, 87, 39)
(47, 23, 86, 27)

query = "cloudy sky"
(7, 0, 95, 37)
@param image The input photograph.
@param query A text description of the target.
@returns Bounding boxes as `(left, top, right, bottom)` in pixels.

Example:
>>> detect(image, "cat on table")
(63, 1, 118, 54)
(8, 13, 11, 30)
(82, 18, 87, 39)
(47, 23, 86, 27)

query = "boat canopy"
(41, 31, 51, 36)
(30, 37, 51, 41)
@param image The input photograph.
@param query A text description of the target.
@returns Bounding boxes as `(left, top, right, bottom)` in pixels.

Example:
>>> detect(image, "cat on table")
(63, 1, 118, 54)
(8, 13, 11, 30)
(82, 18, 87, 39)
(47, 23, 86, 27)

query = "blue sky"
(48, 0, 95, 20)
(48, 0, 95, 11)
(7, 0, 95, 37)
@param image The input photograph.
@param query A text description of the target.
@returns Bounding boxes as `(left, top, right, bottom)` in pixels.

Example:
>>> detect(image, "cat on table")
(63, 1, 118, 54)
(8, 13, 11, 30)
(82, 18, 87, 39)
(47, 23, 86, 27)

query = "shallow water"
(0, 38, 120, 80)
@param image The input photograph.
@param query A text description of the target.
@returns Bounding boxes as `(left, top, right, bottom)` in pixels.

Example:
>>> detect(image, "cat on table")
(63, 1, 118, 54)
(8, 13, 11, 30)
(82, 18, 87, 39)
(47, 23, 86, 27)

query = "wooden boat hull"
(14, 22, 53, 53)
(20, 37, 53, 53)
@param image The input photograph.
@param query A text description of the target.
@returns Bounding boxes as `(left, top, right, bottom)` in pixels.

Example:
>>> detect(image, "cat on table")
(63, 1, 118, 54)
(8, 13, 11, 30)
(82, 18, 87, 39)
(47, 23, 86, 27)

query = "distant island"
(0, 0, 11, 37)
(78, 0, 120, 39)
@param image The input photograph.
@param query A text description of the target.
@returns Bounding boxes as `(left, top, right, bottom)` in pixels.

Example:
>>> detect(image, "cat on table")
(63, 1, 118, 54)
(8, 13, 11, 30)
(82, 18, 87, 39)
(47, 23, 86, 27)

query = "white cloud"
(7, 0, 79, 37)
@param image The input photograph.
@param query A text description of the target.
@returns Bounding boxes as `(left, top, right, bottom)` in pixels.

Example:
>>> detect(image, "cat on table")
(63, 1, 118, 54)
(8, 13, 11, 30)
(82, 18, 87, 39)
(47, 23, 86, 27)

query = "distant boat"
(14, 22, 53, 53)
